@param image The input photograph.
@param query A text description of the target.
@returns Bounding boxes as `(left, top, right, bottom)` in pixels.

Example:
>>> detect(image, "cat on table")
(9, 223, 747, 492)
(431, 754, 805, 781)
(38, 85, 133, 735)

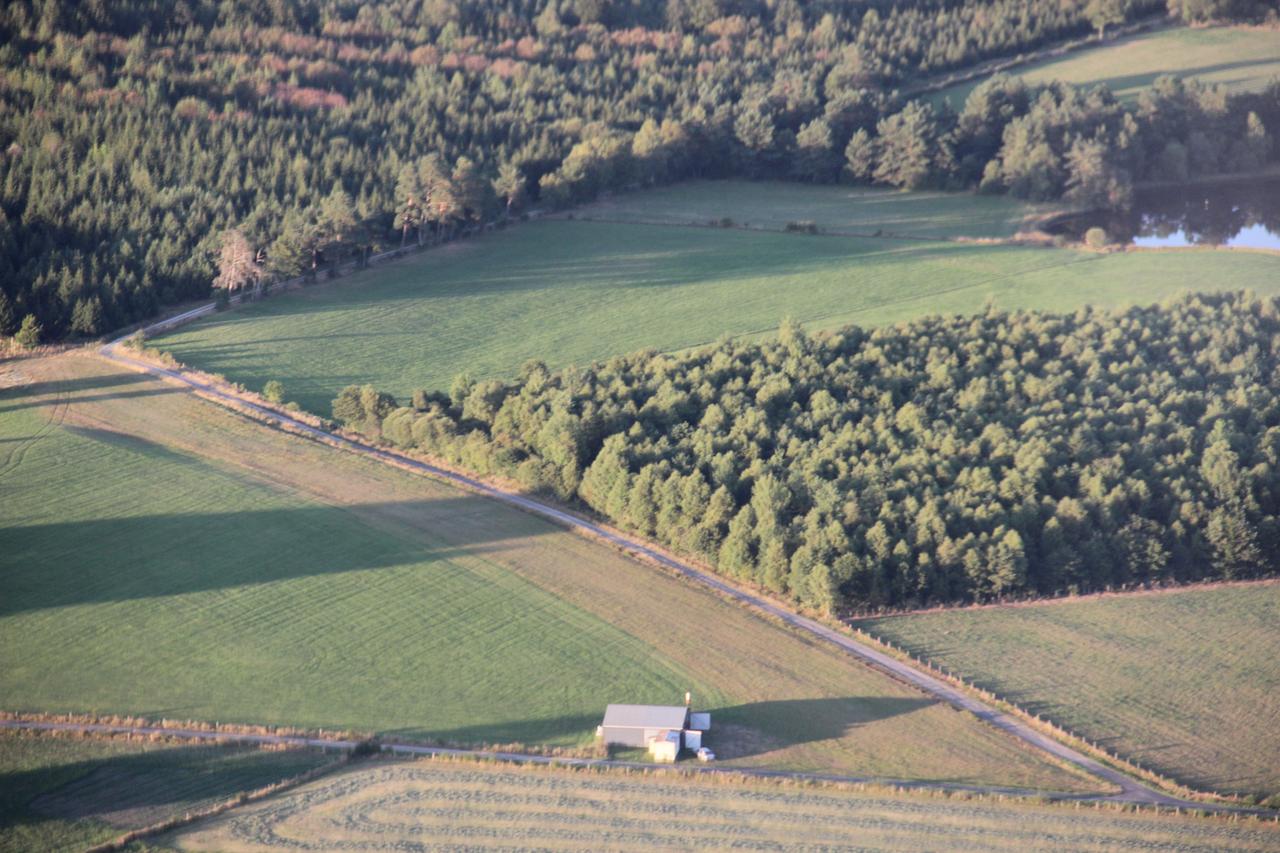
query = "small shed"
(599, 704, 691, 748)
(648, 730, 680, 762)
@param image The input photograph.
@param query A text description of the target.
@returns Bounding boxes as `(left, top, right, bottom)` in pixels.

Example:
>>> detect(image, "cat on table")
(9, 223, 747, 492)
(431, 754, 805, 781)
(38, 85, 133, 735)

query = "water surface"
(1052, 177, 1280, 250)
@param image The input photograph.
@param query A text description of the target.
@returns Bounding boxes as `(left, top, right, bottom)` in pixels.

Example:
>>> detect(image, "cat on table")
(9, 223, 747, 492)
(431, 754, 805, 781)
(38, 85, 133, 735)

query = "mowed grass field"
(0, 731, 333, 853)
(933, 25, 1280, 107)
(154, 210, 1280, 414)
(0, 353, 1092, 791)
(163, 758, 1280, 853)
(856, 583, 1280, 797)
(572, 179, 1056, 238)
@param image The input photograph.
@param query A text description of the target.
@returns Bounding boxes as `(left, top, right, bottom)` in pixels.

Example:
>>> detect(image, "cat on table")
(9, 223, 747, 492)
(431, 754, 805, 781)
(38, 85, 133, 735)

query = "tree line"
(0, 0, 1185, 341)
(332, 292, 1280, 613)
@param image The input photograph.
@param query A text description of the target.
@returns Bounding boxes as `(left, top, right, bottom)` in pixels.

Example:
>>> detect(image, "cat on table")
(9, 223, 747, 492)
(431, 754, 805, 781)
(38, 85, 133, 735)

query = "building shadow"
(705, 696, 938, 760)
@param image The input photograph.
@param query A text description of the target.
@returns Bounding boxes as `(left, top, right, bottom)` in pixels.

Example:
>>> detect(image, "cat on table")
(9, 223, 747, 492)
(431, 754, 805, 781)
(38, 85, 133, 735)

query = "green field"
(856, 584, 1280, 797)
(0, 354, 1091, 790)
(574, 180, 1055, 238)
(154, 211, 1280, 415)
(933, 25, 1280, 107)
(0, 731, 332, 853)
(163, 758, 1280, 852)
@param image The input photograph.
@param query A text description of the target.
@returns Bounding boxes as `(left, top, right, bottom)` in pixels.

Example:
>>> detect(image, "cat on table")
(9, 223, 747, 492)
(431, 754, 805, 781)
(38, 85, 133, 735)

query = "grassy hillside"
(571, 180, 1054, 238)
(0, 732, 332, 853)
(0, 354, 1090, 790)
(153, 214, 1280, 415)
(933, 25, 1280, 107)
(164, 758, 1280, 852)
(856, 584, 1280, 797)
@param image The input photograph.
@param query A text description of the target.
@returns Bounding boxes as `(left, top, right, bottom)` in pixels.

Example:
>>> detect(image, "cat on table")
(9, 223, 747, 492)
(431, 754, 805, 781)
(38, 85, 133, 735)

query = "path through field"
(94, 325, 1262, 814)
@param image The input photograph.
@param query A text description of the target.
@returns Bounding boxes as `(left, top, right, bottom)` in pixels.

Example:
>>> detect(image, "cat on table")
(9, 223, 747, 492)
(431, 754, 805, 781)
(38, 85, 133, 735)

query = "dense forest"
(331, 292, 1280, 613)
(6, 0, 1275, 339)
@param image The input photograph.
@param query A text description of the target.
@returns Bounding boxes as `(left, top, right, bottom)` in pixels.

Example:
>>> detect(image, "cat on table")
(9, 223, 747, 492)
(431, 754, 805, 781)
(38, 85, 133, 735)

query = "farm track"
(0, 716, 1261, 815)
(0, 369, 70, 481)
(92, 321, 1271, 818)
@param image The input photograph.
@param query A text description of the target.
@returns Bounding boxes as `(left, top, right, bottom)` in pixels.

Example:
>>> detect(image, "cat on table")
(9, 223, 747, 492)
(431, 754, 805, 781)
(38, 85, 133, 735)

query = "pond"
(1050, 176, 1280, 250)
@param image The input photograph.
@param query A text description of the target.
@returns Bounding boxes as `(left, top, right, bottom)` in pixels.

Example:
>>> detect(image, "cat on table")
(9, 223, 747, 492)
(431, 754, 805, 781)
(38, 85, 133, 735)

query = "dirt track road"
(94, 325, 1255, 814)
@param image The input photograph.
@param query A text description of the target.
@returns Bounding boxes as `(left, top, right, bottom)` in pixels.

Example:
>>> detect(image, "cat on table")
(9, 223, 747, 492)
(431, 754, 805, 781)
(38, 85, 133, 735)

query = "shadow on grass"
(1097, 58, 1280, 96)
(707, 696, 938, 760)
(377, 697, 938, 757)
(0, 372, 182, 415)
(382, 713, 604, 747)
(1, 489, 551, 616)
(0, 741, 328, 835)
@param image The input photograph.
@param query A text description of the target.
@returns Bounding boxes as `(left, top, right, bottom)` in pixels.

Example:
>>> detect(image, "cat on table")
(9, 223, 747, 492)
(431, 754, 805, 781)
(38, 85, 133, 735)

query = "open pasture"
(933, 25, 1280, 107)
(0, 731, 331, 853)
(571, 179, 1054, 238)
(0, 353, 1090, 790)
(153, 212, 1280, 415)
(856, 583, 1280, 797)
(164, 758, 1280, 852)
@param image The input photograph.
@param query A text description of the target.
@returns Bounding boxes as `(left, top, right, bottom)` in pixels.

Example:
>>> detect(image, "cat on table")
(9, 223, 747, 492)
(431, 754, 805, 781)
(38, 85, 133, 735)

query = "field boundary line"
(91, 326, 1270, 815)
(6, 716, 1273, 817)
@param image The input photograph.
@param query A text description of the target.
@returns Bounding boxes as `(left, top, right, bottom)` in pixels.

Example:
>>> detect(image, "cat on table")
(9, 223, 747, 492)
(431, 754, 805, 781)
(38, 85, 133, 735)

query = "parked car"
(697, 747, 715, 762)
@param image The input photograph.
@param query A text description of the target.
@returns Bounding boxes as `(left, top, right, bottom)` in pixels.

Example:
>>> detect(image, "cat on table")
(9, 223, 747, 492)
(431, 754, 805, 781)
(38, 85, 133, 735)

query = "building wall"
(600, 726, 648, 747)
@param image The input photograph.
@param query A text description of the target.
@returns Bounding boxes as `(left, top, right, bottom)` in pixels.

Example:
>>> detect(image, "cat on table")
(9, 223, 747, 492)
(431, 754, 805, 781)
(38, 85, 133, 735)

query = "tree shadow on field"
(0, 372, 181, 415)
(706, 696, 937, 760)
(1099, 59, 1278, 98)
(0, 741, 327, 835)
(0, 490, 551, 617)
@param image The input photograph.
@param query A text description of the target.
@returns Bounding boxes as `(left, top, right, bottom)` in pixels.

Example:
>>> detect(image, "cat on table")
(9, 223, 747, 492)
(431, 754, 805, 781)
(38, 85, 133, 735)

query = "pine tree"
(0, 289, 16, 336)
(14, 314, 41, 348)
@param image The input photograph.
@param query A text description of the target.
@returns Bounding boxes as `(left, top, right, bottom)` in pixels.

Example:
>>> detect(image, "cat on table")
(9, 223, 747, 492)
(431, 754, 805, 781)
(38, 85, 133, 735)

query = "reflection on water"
(1051, 177, 1280, 250)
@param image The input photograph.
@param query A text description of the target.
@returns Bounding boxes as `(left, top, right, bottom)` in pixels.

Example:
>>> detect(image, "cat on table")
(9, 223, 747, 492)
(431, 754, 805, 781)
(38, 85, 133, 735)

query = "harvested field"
(0, 353, 1092, 790)
(153, 213, 1280, 414)
(856, 583, 1280, 797)
(0, 730, 331, 853)
(164, 758, 1280, 852)
(932, 25, 1280, 107)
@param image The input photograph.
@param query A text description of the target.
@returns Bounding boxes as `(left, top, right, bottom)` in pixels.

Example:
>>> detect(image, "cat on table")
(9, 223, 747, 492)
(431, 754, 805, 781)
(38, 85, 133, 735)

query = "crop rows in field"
(856, 583, 1280, 797)
(165, 759, 1280, 852)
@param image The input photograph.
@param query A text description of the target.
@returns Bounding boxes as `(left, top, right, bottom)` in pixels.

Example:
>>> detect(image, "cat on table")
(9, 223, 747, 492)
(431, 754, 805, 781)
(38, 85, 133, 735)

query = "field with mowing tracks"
(856, 583, 1280, 798)
(0, 731, 333, 853)
(162, 758, 1280, 852)
(153, 206, 1280, 415)
(932, 25, 1280, 107)
(571, 180, 1055, 238)
(0, 353, 1092, 791)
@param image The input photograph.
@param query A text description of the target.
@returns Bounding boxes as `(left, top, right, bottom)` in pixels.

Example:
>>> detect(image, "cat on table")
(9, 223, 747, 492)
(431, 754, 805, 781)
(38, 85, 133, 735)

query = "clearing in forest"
(0, 731, 332, 853)
(932, 25, 1280, 107)
(162, 758, 1280, 853)
(152, 194, 1280, 414)
(0, 354, 1091, 791)
(568, 180, 1054, 238)
(855, 583, 1280, 798)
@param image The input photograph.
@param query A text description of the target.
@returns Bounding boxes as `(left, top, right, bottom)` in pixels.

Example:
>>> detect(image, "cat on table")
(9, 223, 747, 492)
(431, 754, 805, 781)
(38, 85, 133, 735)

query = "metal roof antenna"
(685, 691, 691, 707)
